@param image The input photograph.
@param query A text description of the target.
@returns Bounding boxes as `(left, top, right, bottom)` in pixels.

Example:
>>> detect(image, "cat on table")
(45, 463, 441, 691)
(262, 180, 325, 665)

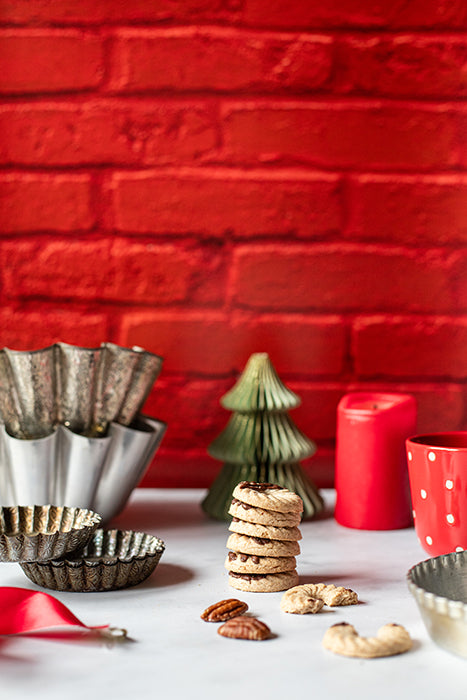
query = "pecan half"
(201, 598, 248, 622)
(218, 617, 271, 640)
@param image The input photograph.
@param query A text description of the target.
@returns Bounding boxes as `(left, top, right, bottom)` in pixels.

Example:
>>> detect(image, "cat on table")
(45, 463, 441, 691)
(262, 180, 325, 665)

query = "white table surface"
(0, 488, 465, 699)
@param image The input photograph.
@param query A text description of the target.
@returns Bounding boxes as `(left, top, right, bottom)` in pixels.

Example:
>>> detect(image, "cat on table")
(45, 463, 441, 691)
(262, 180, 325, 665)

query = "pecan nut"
(201, 598, 248, 622)
(218, 617, 271, 640)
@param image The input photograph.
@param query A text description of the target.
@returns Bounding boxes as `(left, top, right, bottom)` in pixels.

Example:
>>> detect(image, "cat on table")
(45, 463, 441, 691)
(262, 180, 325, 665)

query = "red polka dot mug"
(406, 432, 467, 556)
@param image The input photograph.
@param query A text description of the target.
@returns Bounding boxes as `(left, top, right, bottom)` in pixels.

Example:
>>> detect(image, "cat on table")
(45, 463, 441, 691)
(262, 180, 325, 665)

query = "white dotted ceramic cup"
(406, 432, 467, 556)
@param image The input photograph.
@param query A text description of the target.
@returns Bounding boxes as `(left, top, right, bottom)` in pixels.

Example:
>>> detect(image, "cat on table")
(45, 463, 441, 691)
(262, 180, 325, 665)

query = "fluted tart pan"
(0, 505, 101, 563)
(20, 528, 165, 592)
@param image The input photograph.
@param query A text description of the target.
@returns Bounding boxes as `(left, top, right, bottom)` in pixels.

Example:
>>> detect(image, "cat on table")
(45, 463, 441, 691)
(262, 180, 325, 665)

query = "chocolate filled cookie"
(232, 481, 303, 515)
(229, 499, 301, 527)
(229, 569, 299, 593)
(226, 532, 300, 558)
(229, 518, 302, 542)
(225, 551, 297, 574)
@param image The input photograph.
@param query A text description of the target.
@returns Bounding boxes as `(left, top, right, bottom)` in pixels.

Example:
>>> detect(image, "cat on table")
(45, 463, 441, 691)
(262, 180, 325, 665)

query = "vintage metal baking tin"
(20, 528, 165, 592)
(0, 342, 163, 439)
(0, 415, 166, 523)
(0, 505, 101, 563)
(407, 550, 467, 659)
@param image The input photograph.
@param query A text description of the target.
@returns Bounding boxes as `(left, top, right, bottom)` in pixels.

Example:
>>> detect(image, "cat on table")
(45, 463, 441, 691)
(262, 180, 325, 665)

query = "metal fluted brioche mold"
(407, 551, 467, 659)
(0, 415, 166, 524)
(0, 342, 163, 439)
(21, 528, 165, 591)
(0, 505, 101, 563)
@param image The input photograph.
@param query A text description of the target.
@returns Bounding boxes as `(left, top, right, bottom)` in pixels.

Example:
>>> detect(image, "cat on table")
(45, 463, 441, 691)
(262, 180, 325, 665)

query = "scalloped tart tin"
(0, 505, 101, 563)
(20, 528, 165, 592)
(407, 550, 467, 659)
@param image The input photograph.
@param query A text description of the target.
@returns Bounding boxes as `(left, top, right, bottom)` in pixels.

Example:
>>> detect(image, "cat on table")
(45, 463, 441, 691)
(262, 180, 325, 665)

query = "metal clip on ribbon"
(0, 587, 127, 643)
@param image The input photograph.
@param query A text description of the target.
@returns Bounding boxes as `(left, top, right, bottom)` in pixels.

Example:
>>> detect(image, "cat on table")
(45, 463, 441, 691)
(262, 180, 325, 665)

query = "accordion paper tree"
(201, 353, 324, 521)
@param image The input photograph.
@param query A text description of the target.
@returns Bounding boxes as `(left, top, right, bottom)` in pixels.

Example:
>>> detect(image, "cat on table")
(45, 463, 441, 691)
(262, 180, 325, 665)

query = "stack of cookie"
(225, 481, 303, 593)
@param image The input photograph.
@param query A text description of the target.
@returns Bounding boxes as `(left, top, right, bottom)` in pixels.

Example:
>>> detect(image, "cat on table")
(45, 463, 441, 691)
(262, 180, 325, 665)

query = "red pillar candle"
(335, 392, 417, 530)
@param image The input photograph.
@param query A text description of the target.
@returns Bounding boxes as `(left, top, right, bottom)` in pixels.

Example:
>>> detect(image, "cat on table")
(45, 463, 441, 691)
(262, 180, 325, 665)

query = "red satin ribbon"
(0, 587, 109, 638)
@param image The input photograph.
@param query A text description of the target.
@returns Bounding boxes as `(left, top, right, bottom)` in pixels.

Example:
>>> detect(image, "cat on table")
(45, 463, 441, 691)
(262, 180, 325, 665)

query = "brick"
(2, 238, 116, 301)
(234, 314, 346, 376)
(346, 174, 467, 245)
(288, 383, 344, 441)
(346, 381, 464, 433)
(110, 241, 192, 306)
(455, 109, 467, 168)
(119, 311, 346, 376)
(0, 101, 217, 166)
(409, 384, 465, 432)
(0, 173, 94, 232)
(301, 445, 335, 488)
(222, 102, 459, 170)
(0, 30, 103, 94)
(111, 238, 227, 306)
(385, 1, 467, 29)
(0, 306, 108, 350)
(232, 244, 455, 313)
(0, 0, 238, 25)
(107, 169, 342, 238)
(140, 449, 227, 489)
(337, 35, 467, 99)
(1, 237, 225, 305)
(451, 251, 467, 309)
(108, 28, 332, 93)
(143, 376, 232, 450)
(353, 316, 467, 378)
(120, 311, 239, 375)
(240, 0, 467, 30)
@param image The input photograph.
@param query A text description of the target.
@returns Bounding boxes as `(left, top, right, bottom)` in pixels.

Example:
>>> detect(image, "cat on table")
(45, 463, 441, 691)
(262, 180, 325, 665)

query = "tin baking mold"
(407, 550, 467, 659)
(0, 505, 101, 563)
(21, 528, 165, 591)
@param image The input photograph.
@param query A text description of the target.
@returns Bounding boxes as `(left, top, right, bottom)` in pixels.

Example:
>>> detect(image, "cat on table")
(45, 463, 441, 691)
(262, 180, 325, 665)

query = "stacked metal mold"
(0, 342, 166, 523)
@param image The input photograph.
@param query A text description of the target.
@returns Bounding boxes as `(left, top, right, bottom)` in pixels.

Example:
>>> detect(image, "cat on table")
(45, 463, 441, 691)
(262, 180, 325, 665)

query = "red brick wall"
(1, 1, 466, 488)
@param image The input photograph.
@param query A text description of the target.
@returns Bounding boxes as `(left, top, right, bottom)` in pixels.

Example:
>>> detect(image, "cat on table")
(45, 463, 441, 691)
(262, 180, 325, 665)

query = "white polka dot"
(456, 546, 464, 553)
(428, 451, 436, 462)
(407, 451, 413, 461)
(446, 514, 455, 524)
(412, 510, 416, 519)
(425, 535, 433, 546)
(446, 480, 454, 490)
(420, 489, 427, 499)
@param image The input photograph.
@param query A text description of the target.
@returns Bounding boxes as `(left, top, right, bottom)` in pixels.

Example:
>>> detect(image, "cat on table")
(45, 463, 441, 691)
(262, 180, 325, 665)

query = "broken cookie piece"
(281, 582, 358, 613)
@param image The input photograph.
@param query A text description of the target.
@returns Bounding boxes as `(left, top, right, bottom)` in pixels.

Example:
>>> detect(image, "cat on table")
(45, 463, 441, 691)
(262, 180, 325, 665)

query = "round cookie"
(226, 532, 300, 558)
(229, 499, 301, 527)
(229, 570, 299, 593)
(232, 481, 303, 515)
(229, 518, 302, 542)
(225, 551, 297, 574)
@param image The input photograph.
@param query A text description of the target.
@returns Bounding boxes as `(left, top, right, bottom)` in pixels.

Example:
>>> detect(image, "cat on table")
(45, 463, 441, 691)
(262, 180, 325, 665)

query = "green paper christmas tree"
(201, 353, 324, 521)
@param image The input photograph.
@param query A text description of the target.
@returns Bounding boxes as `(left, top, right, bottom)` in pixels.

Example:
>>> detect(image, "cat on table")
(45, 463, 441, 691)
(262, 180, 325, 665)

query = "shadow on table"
(0, 644, 35, 665)
(138, 562, 194, 590)
(109, 496, 209, 532)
